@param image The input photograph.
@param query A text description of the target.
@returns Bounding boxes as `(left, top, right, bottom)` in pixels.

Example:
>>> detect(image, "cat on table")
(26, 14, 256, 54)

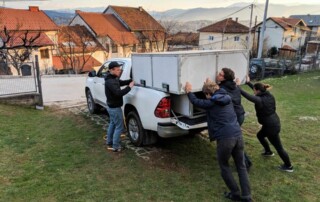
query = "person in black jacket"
(185, 81, 251, 202)
(215, 67, 252, 170)
(105, 61, 134, 152)
(238, 77, 293, 172)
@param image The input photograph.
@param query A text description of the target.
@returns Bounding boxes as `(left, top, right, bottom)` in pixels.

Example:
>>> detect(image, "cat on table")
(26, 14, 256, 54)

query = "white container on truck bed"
(132, 49, 249, 94)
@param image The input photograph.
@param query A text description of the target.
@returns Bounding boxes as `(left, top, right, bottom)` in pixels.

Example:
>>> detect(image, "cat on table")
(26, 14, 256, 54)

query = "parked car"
(249, 58, 265, 80)
(249, 58, 292, 80)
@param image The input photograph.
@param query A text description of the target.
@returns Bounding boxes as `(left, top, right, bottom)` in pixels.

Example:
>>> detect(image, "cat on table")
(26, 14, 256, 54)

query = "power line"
(212, 4, 253, 23)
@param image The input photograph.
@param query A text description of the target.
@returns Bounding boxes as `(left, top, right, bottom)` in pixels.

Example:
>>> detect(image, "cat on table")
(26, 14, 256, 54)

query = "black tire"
(126, 111, 145, 146)
(86, 90, 99, 114)
(250, 65, 263, 80)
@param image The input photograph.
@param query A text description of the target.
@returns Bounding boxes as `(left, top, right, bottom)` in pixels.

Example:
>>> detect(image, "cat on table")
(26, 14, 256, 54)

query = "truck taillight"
(154, 97, 171, 118)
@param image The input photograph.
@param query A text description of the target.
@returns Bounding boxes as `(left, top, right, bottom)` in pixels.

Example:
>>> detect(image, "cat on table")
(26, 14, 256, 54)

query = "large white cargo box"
(132, 50, 248, 94)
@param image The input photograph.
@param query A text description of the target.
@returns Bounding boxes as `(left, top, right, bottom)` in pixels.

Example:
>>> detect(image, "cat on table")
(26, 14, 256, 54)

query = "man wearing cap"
(105, 61, 134, 152)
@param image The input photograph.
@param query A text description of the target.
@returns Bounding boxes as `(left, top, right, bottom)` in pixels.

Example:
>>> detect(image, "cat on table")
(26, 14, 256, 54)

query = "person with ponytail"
(237, 76, 293, 172)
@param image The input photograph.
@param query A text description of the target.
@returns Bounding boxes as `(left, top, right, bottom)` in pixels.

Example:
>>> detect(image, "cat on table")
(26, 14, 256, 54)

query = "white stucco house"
(254, 17, 310, 52)
(198, 18, 253, 50)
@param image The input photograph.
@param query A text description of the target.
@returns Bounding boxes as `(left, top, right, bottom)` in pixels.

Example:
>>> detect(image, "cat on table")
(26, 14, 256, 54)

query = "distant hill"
(44, 10, 74, 25)
(45, 3, 320, 29)
(151, 3, 320, 22)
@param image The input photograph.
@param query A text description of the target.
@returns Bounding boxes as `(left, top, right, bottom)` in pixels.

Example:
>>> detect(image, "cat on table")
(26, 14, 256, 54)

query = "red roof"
(280, 45, 297, 51)
(254, 17, 310, 31)
(198, 18, 249, 33)
(0, 6, 58, 31)
(0, 31, 54, 48)
(52, 55, 102, 73)
(76, 11, 138, 45)
(106, 6, 165, 31)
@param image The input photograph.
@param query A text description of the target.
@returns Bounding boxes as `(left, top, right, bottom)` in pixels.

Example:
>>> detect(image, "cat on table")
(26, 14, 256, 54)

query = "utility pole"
(257, 0, 269, 59)
(256, 27, 261, 57)
(252, 16, 258, 56)
(247, 4, 254, 52)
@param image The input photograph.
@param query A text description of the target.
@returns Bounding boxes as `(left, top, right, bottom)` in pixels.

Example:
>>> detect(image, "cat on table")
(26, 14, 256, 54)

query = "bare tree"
(56, 26, 103, 73)
(0, 26, 41, 75)
(158, 19, 179, 51)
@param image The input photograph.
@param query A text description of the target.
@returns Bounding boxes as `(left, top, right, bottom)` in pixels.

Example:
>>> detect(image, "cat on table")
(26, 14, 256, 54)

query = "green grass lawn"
(0, 71, 319, 201)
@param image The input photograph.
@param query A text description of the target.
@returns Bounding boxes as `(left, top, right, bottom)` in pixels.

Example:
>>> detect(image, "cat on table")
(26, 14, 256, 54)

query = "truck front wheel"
(86, 90, 99, 114)
(126, 111, 145, 146)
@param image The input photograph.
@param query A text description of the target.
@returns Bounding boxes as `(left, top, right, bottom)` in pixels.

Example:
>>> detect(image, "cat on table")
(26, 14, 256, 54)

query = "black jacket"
(105, 73, 132, 108)
(187, 88, 242, 141)
(219, 80, 245, 117)
(240, 82, 280, 126)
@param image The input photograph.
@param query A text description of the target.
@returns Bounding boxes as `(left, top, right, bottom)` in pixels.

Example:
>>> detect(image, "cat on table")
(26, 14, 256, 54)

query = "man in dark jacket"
(185, 81, 251, 202)
(105, 61, 134, 152)
(216, 67, 252, 169)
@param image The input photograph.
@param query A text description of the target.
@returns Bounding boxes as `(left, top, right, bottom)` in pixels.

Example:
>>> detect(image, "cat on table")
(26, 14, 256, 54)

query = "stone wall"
(0, 93, 41, 106)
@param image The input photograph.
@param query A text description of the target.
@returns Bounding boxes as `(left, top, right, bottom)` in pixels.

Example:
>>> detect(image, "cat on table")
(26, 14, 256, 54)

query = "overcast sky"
(3, 0, 320, 11)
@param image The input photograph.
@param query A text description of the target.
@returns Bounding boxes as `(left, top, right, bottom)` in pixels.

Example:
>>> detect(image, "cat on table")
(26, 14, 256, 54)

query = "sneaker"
(106, 144, 113, 149)
(261, 151, 274, 157)
(112, 147, 125, 152)
(224, 192, 241, 201)
(120, 133, 127, 139)
(278, 164, 294, 173)
(106, 146, 114, 151)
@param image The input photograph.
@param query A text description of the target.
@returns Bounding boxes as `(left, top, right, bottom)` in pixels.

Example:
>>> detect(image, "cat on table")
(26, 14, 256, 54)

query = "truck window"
(97, 61, 125, 78)
(97, 62, 110, 78)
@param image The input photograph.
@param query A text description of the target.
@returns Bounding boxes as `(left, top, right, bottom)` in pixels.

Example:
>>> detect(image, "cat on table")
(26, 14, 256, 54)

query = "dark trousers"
(237, 114, 252, 168)
(217, 136, 251, 200)
(257, 124, 292, 167)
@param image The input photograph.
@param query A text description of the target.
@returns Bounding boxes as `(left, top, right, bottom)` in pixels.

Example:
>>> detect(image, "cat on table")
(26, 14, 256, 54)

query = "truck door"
(93, 62, 110, 105)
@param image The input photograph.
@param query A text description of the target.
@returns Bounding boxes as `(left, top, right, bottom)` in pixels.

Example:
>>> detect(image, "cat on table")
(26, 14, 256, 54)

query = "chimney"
(138, 6, 143, 11)
(235, 17, 238, 22)
(29, 6, 39, 12)
(75, 10, 81, 14)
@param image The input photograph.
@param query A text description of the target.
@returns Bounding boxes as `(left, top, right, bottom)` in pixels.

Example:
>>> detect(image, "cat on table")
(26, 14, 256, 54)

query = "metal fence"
(0, 62, 37, 97)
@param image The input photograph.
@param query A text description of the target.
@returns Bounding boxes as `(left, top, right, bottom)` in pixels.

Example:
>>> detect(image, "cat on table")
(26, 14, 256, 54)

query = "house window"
(234, 36, 240, 41)
(84, 41, 96, 47)
(112, 44, 118, 53)
(132, 45, 136, 52)
(62, 42, 76, 47)
(246, 36, 249, 41)
(105, 43, 110, 52)
(208, 36, 214, 41)
(40, 49, 49, 59)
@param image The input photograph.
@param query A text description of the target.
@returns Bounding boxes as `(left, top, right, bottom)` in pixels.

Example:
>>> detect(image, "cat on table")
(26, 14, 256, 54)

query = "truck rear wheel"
(126, 111, 145, 146)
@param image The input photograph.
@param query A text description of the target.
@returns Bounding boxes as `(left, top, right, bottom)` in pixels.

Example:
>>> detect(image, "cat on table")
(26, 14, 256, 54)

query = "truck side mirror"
(88, 70, 96, 77)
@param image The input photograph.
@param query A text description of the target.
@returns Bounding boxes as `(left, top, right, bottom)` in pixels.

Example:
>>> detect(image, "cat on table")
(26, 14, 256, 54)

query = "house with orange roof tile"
(53, 25, 105, 73)
(0, 6, 59, 75)
(253, 17, 310, 55)
(198, 18, 252, 50)
(103, 5, 167, 52)
(69, 10, 139, 59)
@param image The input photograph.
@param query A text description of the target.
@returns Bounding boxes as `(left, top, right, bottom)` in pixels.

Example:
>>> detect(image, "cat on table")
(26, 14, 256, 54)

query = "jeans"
(106, 107, 124, 150)
(217, 136, 251, 200)
(257, 124, 292, 167)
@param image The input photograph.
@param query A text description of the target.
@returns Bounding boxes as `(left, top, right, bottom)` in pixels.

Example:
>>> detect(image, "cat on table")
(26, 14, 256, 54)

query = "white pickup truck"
(85, 50, 248, 146)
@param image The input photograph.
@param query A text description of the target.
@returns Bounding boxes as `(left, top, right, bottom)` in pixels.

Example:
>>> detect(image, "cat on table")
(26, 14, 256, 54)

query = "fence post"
(35, 55, 44, 110)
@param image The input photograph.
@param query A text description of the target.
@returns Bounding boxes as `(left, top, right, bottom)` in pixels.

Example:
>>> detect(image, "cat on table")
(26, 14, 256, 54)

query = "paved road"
(41, 75, 87, 107)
